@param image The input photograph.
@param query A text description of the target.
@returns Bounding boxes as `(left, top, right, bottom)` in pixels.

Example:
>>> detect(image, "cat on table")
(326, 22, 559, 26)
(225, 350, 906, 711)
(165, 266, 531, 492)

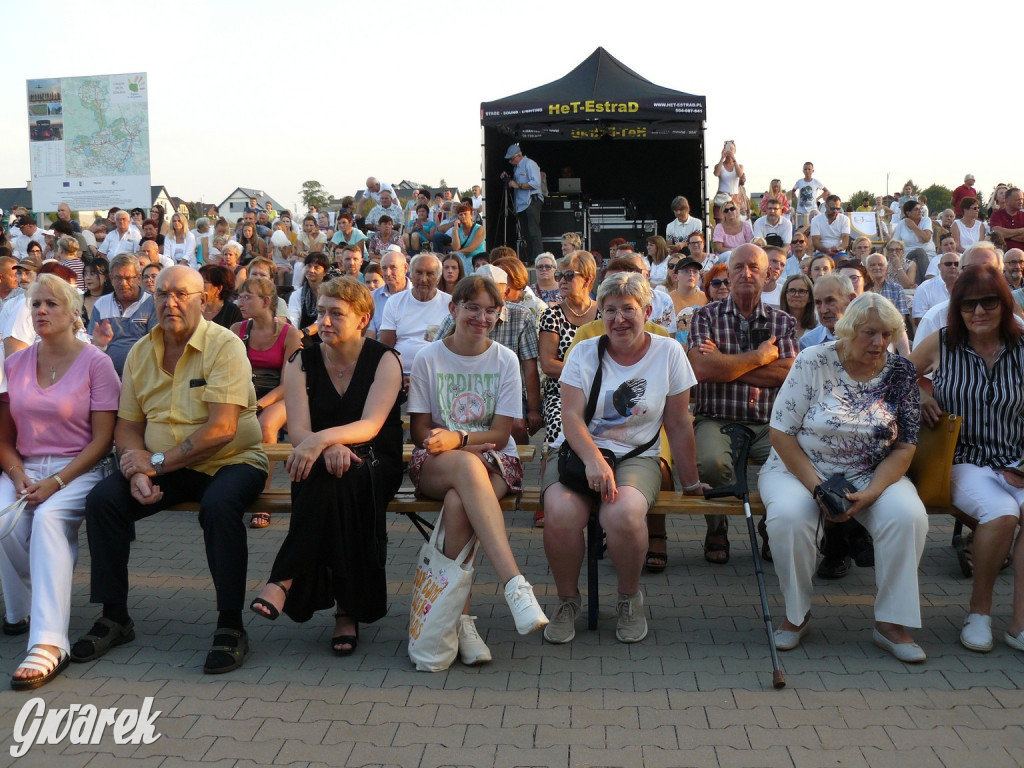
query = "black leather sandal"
(332, 612, 359, 657)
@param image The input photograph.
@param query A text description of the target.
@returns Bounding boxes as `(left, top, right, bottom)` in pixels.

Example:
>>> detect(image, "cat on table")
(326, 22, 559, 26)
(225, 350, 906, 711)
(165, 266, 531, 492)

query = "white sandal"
(11, 645, 69, 691)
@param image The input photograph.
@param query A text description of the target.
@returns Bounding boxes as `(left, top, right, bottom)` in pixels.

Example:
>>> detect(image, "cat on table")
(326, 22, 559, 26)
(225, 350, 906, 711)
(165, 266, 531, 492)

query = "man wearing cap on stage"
(505, 143, 544, 262)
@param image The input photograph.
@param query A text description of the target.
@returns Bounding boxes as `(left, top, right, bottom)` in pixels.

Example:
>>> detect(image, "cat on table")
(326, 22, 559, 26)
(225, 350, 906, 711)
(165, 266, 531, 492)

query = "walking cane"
(703, 422, 786, 689)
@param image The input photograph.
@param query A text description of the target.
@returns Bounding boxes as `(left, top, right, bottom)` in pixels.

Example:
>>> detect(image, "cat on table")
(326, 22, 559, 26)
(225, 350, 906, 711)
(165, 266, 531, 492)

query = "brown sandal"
(704, 532, 730, 565)
(250, 512, 271, 529)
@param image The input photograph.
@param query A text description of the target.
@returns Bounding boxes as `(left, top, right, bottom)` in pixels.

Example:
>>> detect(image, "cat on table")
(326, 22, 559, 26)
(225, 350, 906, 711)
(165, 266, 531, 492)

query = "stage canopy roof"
(480, 47, 706, 140)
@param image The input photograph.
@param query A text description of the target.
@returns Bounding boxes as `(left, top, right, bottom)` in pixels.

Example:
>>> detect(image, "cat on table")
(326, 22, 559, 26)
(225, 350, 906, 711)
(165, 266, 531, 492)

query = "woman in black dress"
(249, 277, 404, 655)
(198, 264, 243, 328)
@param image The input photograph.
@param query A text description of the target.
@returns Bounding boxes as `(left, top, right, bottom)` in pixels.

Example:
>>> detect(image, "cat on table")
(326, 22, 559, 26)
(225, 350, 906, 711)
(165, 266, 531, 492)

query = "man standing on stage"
(505, 143, 544, 262)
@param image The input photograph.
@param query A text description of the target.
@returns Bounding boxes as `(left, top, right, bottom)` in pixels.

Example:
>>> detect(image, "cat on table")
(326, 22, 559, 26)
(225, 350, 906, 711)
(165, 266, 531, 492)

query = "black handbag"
(814, 473, 856, 522)
(557, 336, 658, 499)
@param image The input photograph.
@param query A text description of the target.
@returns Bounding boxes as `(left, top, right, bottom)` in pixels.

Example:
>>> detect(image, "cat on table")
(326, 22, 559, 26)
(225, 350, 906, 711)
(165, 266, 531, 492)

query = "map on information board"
(26, 72, 151, 213)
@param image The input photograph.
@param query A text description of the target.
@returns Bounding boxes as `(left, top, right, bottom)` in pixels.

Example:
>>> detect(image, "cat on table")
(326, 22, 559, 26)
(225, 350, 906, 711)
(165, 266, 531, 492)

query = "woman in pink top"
(0, 274, 120, 690)
(712, 202, 754, 256)
(231, 277, 302, 529)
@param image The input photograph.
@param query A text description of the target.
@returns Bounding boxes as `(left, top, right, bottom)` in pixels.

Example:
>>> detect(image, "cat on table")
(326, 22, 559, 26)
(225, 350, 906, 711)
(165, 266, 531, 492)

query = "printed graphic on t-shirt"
(437, 372, 500, 431)
(592, 378, 649, 442)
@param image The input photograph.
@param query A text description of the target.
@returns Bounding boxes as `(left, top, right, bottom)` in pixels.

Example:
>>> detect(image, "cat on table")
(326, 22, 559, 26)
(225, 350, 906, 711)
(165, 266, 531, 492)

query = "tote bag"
(408, 516, 479, 672)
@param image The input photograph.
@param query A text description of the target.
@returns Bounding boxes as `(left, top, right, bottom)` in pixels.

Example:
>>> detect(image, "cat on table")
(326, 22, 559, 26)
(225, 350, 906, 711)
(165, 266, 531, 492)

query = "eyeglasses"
(554, 271, 578, 282)
(941, 261, 960, 268)
(688, 240, 703, 246)
(786, 288, 809, 296)
(886, 247, 904, 253)
(710, 278, 730, 288)
(535, 264, 554, 270)
(603, 306, 641, 320)
(155, 290, 202, 304)
(792, 239, 806, 245)
(960, 296, 999, 313)
(111, 274, 140, 284)
(723, 207, 737, 213)
(460, 302, 499, 320)
(829, 206, 842, 212)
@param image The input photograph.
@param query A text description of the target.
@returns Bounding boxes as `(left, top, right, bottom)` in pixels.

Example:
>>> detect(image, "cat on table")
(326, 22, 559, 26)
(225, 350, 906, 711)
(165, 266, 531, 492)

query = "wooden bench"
(248, 443, 960, 631)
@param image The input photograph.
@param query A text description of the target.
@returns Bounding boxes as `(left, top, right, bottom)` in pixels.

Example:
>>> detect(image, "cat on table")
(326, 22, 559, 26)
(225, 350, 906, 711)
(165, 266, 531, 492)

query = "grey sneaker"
(458, 615, 491, 665)
(503, 575, 549, 635)
(543, 596, 582, 644)
(615, 591, 648, 643)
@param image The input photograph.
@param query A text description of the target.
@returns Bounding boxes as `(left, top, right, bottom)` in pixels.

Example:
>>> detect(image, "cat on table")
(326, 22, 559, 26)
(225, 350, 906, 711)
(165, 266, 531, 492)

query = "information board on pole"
(27, 72, 151, 212)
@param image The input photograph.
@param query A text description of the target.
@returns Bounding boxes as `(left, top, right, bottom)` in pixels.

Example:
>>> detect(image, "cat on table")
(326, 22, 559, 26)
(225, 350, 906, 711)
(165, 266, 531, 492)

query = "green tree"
(299, 180, 331, 211)
(846, 189, 877, 209)
(919, 184, 952, 214)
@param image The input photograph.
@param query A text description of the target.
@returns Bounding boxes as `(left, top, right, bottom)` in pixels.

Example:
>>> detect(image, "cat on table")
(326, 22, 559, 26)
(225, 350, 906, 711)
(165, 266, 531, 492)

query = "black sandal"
(332, 612, 359, 657)
(645, 533, 668, 573)
(704, 531, 730, 565)
(3, 618, 29, 636)
(249, 512, 271, 529)
(249, 581, 289, 621)
(70, 617, 135, 663)
(204, 628, 249, 674)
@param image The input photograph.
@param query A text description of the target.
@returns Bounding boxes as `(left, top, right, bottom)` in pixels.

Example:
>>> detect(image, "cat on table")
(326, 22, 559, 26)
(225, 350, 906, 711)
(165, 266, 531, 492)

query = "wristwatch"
(151, 452, 166, 475)
(457, 430, 469, 448)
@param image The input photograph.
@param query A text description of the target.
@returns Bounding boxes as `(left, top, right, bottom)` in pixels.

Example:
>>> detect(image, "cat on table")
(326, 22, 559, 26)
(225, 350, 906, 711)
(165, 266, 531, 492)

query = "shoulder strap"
(241, 319, 253, 350)
(582, 335, 609, 426)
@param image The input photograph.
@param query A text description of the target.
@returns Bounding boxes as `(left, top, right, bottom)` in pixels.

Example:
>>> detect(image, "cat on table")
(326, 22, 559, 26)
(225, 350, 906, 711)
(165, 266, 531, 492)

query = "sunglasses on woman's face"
(710, 278, 730, 288)
(554, 271, 578, 282)
(723, 207, 737, 213)
(960, 296, 999, 312)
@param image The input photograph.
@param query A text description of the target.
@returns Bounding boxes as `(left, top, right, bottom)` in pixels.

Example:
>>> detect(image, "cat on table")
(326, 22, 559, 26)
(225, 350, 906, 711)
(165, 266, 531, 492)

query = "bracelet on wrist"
(682, 480, 702, 492)
(52, 474, 66, 490)
(6, 464, 23, 475)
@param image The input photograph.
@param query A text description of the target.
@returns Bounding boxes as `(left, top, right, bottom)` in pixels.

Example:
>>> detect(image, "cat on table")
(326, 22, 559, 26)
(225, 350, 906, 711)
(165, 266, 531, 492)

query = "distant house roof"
(219, 187, 286, 212)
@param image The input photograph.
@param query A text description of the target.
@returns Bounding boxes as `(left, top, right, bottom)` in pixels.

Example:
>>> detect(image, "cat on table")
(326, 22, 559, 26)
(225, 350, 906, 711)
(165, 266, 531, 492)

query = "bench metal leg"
(586, 510, 601, 630)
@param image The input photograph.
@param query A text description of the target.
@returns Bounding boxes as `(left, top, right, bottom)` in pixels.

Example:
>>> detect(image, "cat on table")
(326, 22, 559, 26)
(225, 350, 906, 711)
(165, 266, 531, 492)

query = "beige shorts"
(542, 450, 662, 508)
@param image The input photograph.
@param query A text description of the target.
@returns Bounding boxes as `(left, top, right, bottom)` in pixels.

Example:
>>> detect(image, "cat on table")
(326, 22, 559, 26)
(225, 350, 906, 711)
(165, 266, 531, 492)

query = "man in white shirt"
(925, 233, 960, 279)
(362, 177, 395, 206)
(761, 246, 788, 308)
(913, 251, 959, 322)
(665, 196, 703, 253)
(12, 216, 46, 259)
(364, 190, 405, 232)
(913, 244, 1002, 348)
(379, 253, 451, 373)
(367, 248, 409, 338)
(752, 199, 793, 246)
(810, 195, 851, 257)
(98, 210, 140, 258)
(138, 240, 174, 269)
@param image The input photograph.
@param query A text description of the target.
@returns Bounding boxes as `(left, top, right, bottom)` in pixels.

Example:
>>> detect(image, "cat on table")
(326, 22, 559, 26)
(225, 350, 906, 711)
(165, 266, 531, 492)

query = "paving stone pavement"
(0, 451, 1021, 767)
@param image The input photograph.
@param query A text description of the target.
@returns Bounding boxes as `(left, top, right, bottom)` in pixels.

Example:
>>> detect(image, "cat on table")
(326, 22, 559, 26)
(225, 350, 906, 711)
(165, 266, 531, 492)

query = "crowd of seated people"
(0, 172, 1021, 691)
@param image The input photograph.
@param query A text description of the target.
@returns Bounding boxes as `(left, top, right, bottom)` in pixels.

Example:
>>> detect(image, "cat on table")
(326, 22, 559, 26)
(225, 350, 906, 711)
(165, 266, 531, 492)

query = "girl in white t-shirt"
(407, 276, 548, 666)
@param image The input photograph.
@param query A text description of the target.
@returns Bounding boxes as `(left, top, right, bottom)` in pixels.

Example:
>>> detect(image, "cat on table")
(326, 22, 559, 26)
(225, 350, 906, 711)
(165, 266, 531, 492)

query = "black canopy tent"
(480, 48, 707, 254)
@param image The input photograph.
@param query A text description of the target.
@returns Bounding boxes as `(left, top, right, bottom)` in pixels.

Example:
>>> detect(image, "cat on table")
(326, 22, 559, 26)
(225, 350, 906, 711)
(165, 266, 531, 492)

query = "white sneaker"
(960, 613, 993, 652)
(615, 591, 648, 643)
(458, 615, 491, 665)
(543, 596, 582, 644)
(503, 575, 549, 635)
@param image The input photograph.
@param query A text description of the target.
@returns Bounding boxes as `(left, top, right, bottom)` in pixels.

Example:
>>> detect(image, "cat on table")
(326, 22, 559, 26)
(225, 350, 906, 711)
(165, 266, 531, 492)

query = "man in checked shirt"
(687, 243, 798, 565)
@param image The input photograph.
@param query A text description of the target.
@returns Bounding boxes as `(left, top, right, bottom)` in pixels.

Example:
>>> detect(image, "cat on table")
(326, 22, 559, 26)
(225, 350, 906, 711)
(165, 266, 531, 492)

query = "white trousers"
(0, 456, 105, 653)
(760, 470, 928, 628)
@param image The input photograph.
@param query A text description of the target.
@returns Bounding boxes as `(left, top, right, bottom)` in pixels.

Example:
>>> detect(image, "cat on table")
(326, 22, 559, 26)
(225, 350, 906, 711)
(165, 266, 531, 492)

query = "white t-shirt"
(379, 289, 452, 371)
(554, 334, 696, 456)
(752, 216, 793, 245)
(407, 339, 522, 457)
(810, 213, 851, 250)
(892, 218, 935, 256)
(912, 276, 951, 319)
(761, 284, 783, 309)
(665, 217, 702, 246)
(792, 178, 825, 214)
(650, 285, 676, 332)
(98, 228, 140, 258)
